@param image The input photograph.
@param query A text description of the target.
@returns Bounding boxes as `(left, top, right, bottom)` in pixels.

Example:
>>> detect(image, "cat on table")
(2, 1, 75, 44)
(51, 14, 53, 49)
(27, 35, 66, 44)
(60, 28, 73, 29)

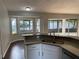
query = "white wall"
(0, 0, 10, 58)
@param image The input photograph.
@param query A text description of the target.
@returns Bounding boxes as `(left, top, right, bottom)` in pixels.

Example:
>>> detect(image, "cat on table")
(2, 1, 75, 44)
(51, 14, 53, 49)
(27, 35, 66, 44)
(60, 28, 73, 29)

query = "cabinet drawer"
(27, 44, 41, 50)
(42, 44, 59, 51)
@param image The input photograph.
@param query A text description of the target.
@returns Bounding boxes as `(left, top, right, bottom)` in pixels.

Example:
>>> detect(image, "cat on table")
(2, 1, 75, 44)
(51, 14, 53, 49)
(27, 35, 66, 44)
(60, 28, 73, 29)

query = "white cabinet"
(27, 44, 41, 59)
(42, 44, 62, 59)
(26, 44, 62, 59)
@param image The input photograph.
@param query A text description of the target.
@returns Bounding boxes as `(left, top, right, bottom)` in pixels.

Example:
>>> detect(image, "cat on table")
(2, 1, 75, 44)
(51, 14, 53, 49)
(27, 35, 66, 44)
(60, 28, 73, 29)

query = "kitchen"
(0, 0, 79, 59)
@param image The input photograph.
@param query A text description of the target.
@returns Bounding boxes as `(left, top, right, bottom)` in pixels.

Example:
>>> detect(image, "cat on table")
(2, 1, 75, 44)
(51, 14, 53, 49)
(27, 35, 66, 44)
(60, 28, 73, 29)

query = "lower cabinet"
(27, 44, 41, 59)
(62, 49, 78, 59)
(42, 44, 62, 59)
(25, 44, 62, 59)
(62, 52, 73, 59)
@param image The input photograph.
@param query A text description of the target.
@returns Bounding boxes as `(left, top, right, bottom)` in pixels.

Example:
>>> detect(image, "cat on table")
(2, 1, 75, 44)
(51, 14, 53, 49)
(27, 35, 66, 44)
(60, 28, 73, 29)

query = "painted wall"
(0, 0, 10, 58)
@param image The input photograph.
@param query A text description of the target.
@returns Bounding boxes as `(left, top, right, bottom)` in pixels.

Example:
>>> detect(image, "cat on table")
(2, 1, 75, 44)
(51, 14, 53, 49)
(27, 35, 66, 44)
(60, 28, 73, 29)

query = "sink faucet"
(49, 31, 56, 43)
(52, 31, 56, 43)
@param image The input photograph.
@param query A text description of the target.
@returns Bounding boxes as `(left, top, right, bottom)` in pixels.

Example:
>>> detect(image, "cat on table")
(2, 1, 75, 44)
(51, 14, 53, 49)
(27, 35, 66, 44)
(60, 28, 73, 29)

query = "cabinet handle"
(42, 52, 43, 56)
(38, 52, 40, 56)
(32, 47, 35, 48)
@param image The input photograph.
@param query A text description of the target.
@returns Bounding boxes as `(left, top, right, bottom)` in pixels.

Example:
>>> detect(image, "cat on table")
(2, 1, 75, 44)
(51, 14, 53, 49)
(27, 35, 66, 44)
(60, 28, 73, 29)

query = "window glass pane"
(36, 19, 40, 32)
(30, 21, 33, 30)
(50, 21, 52, 29)
(58, 21, 62, 32)
(19, 20, 33, 33)
(53, 21, 57, 29)
(65, 19, 77, 32)
(69, 20, 74, 29)
(20, 21, 24, 30)
(30, 21, 33, 25)
(24, 21, 30, 30)
(48, 20, 62, 32)
(48, 21, 53, 29)
(74, 21, 77, 28)
(58, 21, 62, 28)
(11, 18, 17, 34)
(65, 21, 69, 28)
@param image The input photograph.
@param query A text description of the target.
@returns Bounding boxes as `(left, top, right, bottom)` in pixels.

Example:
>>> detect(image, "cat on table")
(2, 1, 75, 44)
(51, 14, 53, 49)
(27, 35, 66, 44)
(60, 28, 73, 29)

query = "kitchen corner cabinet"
(25, 44, 62, 59)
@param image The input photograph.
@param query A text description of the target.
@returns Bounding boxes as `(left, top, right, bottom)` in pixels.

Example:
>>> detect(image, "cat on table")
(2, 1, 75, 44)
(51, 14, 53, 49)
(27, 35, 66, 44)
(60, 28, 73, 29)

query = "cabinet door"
(42, 44, 62, 59)
(62, 50, 74, 59)
(63, 53, 73, 59)
(27, 44, 41, 59)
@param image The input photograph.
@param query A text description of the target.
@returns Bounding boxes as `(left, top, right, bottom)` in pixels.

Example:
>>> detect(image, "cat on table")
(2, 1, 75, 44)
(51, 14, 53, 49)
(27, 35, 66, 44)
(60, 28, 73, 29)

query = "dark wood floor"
(4, 41, 24, 59)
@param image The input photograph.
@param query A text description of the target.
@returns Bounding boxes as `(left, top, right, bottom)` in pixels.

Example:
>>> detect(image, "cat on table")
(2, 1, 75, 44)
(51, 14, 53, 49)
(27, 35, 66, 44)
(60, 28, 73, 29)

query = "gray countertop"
(59, 44, 79, 57)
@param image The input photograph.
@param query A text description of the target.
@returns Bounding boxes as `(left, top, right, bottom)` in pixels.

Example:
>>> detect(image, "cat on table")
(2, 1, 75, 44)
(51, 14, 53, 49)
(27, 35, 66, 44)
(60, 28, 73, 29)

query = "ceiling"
(3, 0, 79, 14)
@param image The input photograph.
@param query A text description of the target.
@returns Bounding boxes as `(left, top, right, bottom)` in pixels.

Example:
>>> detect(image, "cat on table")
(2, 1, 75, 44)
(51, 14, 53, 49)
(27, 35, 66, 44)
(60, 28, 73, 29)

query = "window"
(65, 19, 78, 32)
(10, 17, 41, 34)
(11, 18, 17, 34)
(19, 20, 33, 33)
(48, 20, 62, 33)
(36, 19, 40, 32)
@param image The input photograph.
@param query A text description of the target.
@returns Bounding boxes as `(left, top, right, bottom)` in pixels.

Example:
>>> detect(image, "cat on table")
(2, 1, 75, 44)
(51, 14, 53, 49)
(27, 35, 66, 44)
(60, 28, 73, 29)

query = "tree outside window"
(65, 19, 78, 32)
(48, 20, 62, 33)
